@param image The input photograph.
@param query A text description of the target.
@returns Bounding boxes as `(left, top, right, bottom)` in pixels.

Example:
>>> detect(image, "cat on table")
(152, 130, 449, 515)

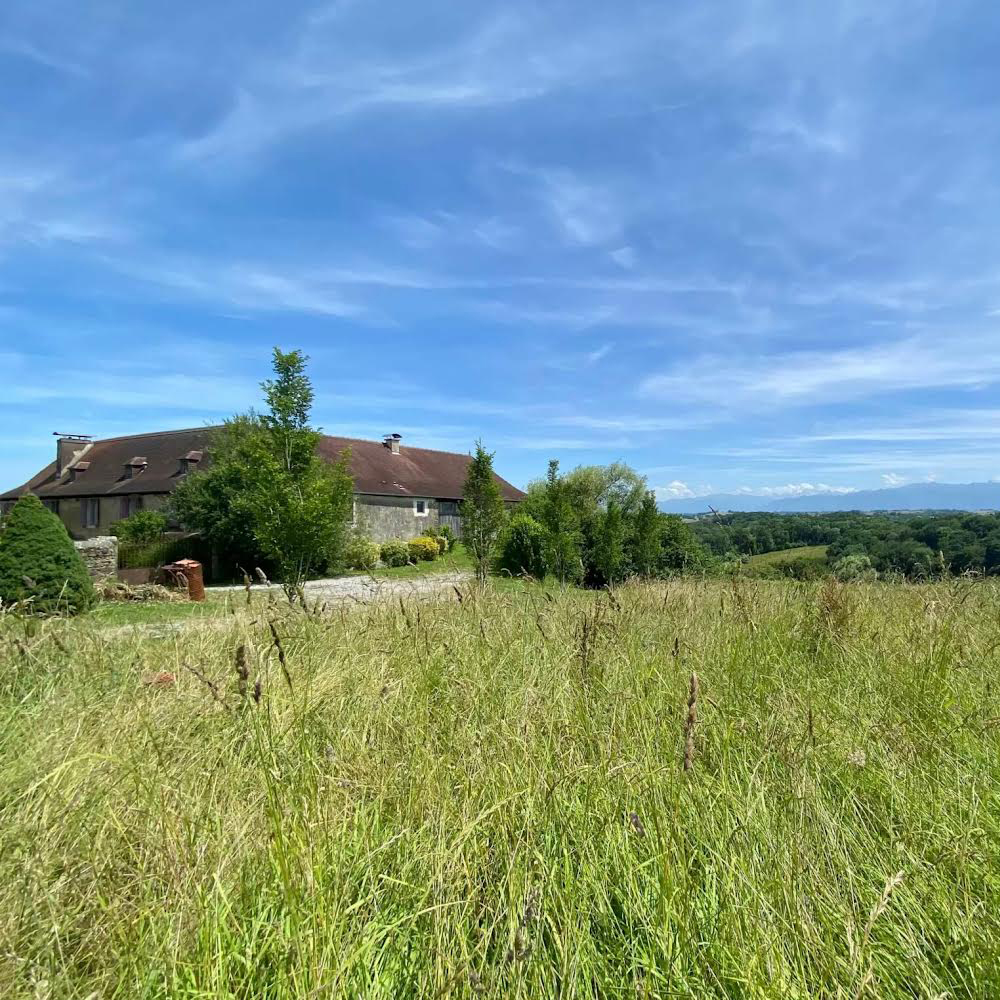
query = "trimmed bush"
(435, 535, 448, 555)
(380, 540, 410, 568)
(496, 513, 547, 579)
(344, 536, 380, 571)
(408, 536, 440, 562)
(0, 495, 95, 615)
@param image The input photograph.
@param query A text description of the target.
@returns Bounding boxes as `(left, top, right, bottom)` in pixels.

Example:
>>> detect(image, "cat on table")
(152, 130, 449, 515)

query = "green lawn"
(2, 577, 1000, 996)
(748, 543, 829, 566)
(87, 593, 234, 626)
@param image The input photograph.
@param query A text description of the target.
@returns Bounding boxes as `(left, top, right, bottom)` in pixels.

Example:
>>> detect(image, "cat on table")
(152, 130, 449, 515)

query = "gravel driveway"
(209, 570, 474, 604)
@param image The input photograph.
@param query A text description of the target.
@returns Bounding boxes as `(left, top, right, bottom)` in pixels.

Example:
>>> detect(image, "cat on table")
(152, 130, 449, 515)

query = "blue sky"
(2, 0, 1000, 499)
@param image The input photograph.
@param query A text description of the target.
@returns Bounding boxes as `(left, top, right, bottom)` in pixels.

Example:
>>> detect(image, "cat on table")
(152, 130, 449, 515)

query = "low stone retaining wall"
(74, 535, 118, 580)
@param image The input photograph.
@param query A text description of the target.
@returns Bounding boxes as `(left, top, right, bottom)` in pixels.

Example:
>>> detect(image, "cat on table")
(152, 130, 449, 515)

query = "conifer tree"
(462, 441, 507, 584)
(0, 495, 94, 615)
(540, 460, 582, 584)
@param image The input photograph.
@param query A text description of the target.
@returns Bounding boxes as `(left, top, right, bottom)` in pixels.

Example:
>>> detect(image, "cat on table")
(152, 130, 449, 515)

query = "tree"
(496, 513, 547, 579)
(540, 460, 582, 584)
(0, 495, 94, 615)
(111, 509, 168, 544)
(628, 490, 662, 578)
(462, 441, 508, 584)
(170, 348, 354, 595)
(661, 515, 704, 573)
(562, 463, 647, 518)
(590, 499, 627, 586)
(169, 419, 264, 576)
(261, 349, 319, 477)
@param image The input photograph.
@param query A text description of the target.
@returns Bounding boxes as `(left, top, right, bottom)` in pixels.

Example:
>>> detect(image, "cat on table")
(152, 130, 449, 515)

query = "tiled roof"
(1, 427, 525, 503)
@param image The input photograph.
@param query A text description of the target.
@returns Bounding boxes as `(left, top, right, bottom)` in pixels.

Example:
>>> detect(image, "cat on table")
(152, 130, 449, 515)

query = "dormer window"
(125, 456, 148, 479)
(69, 461, 90, 483)
(179, 450, 203, 474)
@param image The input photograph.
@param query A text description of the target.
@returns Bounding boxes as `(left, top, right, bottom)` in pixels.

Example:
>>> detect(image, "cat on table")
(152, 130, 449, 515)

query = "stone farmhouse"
(1, 429, 524, 543)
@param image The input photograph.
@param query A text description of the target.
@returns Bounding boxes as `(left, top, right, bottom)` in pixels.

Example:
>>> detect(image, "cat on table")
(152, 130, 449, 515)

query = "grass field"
(747, 544, 829, 566)
(2, 577, 999, 997)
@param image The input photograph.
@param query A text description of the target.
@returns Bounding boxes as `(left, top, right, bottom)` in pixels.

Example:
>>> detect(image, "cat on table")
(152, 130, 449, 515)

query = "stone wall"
(355, 494, 440, 543)
(74, 535, 118, 580)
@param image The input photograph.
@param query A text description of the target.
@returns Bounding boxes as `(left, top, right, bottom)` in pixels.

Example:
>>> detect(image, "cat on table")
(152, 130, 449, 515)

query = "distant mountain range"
(659, 482, 1000, 515)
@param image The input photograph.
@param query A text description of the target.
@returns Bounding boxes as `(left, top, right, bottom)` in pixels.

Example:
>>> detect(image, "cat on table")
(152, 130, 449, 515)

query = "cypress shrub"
(0, 495, 95, 615)
(496, 513, 547, 579)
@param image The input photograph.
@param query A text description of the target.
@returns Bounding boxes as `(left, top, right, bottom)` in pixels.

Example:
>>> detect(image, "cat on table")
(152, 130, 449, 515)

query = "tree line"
(692, 510, 1000, 579)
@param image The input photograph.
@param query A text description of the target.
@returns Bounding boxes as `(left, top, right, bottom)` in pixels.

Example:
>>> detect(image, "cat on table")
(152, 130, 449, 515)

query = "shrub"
(435, 535, 448, 555)
(344, 536, 380, 571)
(380, 540, 410, 568)
(439, 524, 456, 548)
(408, 536, 440, 562)
(496, 513, 547, 579)
(833, 553, 876, 582)
(0, 495, 95, 615)
(110, 509, 169, 544)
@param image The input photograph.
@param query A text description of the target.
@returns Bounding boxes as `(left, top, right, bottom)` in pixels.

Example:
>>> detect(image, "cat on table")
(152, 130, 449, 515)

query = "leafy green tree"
(261, 349, 319, 476)
(562, 463, 647, 518)
(110, 509, 168, 544)
(590, 499, 627, 586)
(461, 441, 507, 584)
(496, 513, 547, 579)
(0, 495, 94, 615)
(540, 460, 582, 584)
(661, 515, 705, 572)
(170, 348, 354, 595)
(169, 418, 266, 577)
(628, 490, 662, 577)
(250, 448, 354, 597)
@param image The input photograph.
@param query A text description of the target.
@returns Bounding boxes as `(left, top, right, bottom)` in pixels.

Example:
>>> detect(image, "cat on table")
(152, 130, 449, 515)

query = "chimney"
(54, 433, 93, 478)
(383, 433, 402, 456)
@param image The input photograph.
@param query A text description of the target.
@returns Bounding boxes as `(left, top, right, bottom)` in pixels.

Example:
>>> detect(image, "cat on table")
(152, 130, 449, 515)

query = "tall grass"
(1, 578, 999, 997)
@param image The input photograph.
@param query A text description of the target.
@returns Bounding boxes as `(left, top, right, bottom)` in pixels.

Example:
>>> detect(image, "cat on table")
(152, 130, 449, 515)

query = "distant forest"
(690, 511, 1000, 579)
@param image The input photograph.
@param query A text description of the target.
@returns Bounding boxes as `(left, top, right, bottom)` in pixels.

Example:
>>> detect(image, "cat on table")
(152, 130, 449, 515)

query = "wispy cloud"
(639, 333, 1000, 411)
(176, 7, 665, 164)
(0, 38, 88, 77)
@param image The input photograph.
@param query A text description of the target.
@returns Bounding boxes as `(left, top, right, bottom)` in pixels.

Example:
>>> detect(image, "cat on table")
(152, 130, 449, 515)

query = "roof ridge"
(91, 425, 221, 446)
(319, 433, 472, 460)
(90, 427, 471, 462)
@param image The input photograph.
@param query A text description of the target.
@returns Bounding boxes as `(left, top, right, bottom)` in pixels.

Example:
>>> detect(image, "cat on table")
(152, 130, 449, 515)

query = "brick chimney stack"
(383, 433, 402, 455)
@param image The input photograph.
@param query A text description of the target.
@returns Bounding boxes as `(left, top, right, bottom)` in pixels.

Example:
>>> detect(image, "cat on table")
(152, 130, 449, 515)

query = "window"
(42, 499, 60, 515)
(82, 498, 99, 529)
(413, 499, 428, 517)
(119, 495, 144, 519)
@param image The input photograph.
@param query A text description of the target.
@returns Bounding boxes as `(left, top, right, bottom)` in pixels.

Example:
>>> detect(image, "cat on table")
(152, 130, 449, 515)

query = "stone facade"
(49, 493, 168, 541)
(354, 494, 440, 543)
(74, 535, 118, 580)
